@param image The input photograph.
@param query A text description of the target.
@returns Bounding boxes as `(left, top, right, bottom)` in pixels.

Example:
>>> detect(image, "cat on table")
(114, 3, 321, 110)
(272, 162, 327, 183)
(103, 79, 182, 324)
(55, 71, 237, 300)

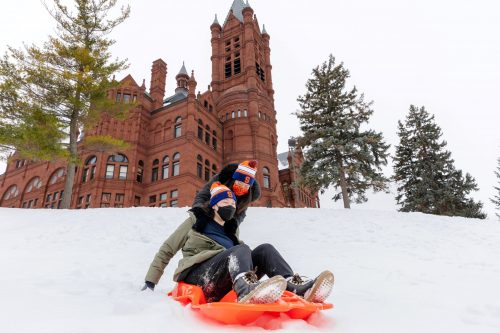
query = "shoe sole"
(304, 270, 334, 303)
(239, 276, 287, 304)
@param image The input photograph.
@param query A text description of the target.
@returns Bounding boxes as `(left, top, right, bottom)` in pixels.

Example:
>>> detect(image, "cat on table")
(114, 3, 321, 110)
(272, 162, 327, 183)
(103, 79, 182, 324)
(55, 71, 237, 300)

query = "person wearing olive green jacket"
(143, 183, 335, 304)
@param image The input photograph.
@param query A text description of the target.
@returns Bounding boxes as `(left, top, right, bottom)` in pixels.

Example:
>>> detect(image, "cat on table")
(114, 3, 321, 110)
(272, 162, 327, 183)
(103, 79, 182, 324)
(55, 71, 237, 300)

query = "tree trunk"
(60, 117, 78, 209)
(338, 163, 351, 209)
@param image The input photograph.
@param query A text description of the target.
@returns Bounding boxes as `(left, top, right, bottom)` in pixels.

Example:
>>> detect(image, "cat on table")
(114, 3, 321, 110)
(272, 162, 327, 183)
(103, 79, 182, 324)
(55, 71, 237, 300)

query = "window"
(106, 164, 114, 179)
(171, 189, 178, 198)
(134, 196, 141, 207)
(160, 193, 167, 201)
(49, 168, 65, 185)
(244, 109, 248, 117)
(172, 153, 180, 176)
(137, 160, 144, 183)
(116, 193, 125, 202)
(205, 131, 210, 145)
(2, 185, 19, 201)
(123, 94, 131, 103)
(149, 195, 157, 204)
(170, 200, 178, 207)
(197, 155, 203, 178)
(212, 131, 217, 150)
(209, 105, 213, 112)
(151, 159, 159, 182)
(237, 110, 241, 118)
(101, 192, 111, 203)
(204, 100, 208, 108)
(212, 164, 217, 177)
(116, 92, 121, 102)
(198, 119, 203, 140)
(107, 154, 128, 180)
(119, 165, 128, 180)
(162, 156, 170, 179)
(225, 62, 232, 79)
(174, 117, 182, 138)
(25, 177, 42, 193)
(204, 160, 210, 181)
(234, 58, 241, 75)
(263, 167, 271, 189)
(232, 111, 235, 119)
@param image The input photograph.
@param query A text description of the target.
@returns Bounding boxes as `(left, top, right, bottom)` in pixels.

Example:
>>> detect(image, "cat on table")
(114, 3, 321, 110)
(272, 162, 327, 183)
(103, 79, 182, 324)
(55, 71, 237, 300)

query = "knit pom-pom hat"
(209, 181, 236, 206)
(232, 160, 258, 186)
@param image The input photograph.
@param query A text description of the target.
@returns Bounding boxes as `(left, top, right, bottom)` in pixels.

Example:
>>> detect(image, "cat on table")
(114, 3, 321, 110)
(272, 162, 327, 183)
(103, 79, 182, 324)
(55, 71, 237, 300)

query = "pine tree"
(296, 55, 390, 208)
(393, 105, 486, 219)
(492, 157, 500, 219)
(0, 0, 131, 208)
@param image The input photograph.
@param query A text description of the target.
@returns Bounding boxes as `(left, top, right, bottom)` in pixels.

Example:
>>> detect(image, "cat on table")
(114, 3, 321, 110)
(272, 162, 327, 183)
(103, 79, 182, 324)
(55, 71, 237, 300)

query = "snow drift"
(0, 207, 499, 332)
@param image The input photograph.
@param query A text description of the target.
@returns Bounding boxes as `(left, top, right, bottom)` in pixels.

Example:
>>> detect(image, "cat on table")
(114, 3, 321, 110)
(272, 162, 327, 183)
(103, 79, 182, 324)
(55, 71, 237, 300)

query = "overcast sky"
(1, 0, 499, 217)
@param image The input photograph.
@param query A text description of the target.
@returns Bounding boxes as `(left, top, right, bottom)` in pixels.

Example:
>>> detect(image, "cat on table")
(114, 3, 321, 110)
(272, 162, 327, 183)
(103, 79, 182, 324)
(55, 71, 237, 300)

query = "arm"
(144, 214, 194, 285)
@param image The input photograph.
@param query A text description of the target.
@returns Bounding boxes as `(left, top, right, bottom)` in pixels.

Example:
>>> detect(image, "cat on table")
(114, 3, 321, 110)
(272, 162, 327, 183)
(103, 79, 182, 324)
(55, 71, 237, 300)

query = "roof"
(163, 90, 188, 107)
(277, 152, 289, 170)
(224, 0, 247, 25)
(177, 62, 188, 77)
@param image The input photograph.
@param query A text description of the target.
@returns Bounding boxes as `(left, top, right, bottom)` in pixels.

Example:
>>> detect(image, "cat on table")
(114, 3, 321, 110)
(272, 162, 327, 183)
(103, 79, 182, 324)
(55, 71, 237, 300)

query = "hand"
(141, 281, 155, 291)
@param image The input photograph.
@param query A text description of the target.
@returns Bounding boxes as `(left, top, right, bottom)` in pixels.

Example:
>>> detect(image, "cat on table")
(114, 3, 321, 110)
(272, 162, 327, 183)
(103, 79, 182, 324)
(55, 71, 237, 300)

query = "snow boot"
(233, 271, 286, 304)
(286, 270, 334, 303)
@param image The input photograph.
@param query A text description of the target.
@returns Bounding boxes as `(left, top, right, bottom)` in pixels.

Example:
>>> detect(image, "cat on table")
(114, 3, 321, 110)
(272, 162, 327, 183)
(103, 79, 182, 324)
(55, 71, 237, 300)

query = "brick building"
(0, 0, 319, 210)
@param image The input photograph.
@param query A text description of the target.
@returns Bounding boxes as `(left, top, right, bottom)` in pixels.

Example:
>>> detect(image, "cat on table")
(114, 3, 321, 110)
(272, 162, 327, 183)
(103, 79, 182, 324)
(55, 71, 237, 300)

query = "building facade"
(0, 0, 318, 210)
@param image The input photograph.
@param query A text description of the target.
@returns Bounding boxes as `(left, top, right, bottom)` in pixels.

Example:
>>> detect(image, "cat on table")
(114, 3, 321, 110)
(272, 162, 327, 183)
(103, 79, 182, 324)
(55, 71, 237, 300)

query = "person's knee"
(231, 243, 251, 255)
(253, 243, 276, 254)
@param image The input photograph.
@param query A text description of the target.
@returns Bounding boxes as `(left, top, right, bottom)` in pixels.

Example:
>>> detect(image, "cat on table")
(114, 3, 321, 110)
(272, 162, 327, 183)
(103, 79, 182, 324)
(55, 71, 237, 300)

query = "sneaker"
(233, 271, 286, 304)
(286, 270, 334, 303)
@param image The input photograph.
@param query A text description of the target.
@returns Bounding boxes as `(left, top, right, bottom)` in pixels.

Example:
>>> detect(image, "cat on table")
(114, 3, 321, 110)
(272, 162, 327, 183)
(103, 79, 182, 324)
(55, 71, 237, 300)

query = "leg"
(251, 243, 294, 279)
(183, 244, 253, 302)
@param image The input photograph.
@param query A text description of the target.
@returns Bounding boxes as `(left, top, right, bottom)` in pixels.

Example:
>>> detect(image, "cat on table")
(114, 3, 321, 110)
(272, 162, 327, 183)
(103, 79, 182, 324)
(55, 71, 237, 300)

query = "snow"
(0, 207, 499, 332)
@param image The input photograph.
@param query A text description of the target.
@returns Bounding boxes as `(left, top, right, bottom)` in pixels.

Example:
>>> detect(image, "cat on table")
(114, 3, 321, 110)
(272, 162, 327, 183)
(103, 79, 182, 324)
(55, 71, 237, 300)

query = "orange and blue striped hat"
(209, 182, 236, 206)
(232, 160, 258, 186)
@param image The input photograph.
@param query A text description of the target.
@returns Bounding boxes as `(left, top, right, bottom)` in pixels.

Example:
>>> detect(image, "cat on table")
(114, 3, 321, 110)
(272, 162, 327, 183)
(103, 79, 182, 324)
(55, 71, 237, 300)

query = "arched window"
(231, 111, 235, 119)
(172, 153, 181, 176)
(212, 164, 217, 177)
(212, 130, 217, 150)
(197, 155, 203, 178)
(205, 125, 211, 145)
(244, 109, 248, 117)
(162, 156, 170, 179)
(82, 155, 97, 183)
(174, 116, 182, 138)
(204, 159, 210, 181)
(49, 168, 65, 185)
(106, 154, 128, 180)
(151, 159, 159, 182)
(197, 119, 203, 140)
(136, 160, 144, 183)
(238, 110, 241, 118)
(263, 167, 270, 189)
(2, 185, 19, 201)
(258, 111, 262, 119)
(25, 177, 42, 193)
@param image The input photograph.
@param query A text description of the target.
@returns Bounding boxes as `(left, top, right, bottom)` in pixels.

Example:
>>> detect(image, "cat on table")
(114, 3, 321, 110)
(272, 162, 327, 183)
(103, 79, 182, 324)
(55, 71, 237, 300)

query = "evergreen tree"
(393, 105, 486, 219)
(0, 0, 131, 208)
(492, 157, 500, 219)
(296, 55, 390, 208)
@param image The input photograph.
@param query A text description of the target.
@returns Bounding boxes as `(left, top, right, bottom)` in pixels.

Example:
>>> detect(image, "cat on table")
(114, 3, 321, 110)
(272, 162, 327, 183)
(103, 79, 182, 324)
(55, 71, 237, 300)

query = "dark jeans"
(182, 243, 294, 302)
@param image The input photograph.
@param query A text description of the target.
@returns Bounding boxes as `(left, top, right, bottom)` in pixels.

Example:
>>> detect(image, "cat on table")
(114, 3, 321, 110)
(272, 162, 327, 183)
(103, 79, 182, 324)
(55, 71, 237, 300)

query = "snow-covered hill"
(0, 207, 499, 333)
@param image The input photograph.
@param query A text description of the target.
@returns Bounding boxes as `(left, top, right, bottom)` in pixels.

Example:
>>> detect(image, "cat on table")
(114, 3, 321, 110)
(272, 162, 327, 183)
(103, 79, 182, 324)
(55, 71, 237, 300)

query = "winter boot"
(286, 270, 334, 303)
(233, 270, 286, 304)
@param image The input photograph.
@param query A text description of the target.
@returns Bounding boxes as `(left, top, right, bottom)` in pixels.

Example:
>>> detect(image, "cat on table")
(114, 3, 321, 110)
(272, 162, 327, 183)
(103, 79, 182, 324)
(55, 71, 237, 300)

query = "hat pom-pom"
(248, 160, 258, 168)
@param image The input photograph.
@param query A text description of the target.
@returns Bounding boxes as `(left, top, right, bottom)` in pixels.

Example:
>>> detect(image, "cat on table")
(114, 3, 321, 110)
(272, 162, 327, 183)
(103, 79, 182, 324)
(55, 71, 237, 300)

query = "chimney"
(150, 59, 167, 109)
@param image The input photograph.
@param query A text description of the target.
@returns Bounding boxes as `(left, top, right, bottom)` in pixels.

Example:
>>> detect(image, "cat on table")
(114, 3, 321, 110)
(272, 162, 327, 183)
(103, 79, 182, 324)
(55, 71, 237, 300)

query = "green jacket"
(145, 211, 242, 284)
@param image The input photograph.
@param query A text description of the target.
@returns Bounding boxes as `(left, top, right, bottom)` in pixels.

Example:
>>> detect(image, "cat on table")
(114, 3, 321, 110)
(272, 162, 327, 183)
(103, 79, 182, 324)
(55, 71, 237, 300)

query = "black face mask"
(217, 205, 236, 221)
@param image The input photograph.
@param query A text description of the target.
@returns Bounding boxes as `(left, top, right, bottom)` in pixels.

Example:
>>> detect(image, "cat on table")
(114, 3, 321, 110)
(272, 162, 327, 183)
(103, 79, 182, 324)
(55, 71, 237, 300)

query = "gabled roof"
(119, 74, 139, 87)
(277, 152, 290, 170)
(223, 0, 247, 26)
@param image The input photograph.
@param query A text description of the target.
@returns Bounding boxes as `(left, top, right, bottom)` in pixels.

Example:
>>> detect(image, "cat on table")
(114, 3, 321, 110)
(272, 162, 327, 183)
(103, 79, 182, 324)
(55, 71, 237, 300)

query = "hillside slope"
(0, 207, 499, 332)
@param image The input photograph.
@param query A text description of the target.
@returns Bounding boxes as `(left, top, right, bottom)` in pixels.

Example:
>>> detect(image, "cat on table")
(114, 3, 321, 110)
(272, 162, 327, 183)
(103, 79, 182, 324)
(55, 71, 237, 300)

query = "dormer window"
(123, 94, 131, 103)
(116, 92, 121, 102)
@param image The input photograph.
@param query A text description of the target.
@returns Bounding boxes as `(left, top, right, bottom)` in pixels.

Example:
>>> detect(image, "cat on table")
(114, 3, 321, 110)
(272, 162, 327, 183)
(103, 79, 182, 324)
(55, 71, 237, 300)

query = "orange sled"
(168, 282, 334, 325)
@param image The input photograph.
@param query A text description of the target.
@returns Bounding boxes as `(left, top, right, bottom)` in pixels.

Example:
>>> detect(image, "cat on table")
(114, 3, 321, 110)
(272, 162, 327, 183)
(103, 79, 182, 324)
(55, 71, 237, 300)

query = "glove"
(141, 281, 155, 291)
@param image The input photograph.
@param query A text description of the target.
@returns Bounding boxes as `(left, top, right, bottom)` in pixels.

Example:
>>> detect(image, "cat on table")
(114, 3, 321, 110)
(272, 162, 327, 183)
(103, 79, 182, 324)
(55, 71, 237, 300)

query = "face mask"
(217, 205, 236, 221)
(232, 183, 249, 196)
